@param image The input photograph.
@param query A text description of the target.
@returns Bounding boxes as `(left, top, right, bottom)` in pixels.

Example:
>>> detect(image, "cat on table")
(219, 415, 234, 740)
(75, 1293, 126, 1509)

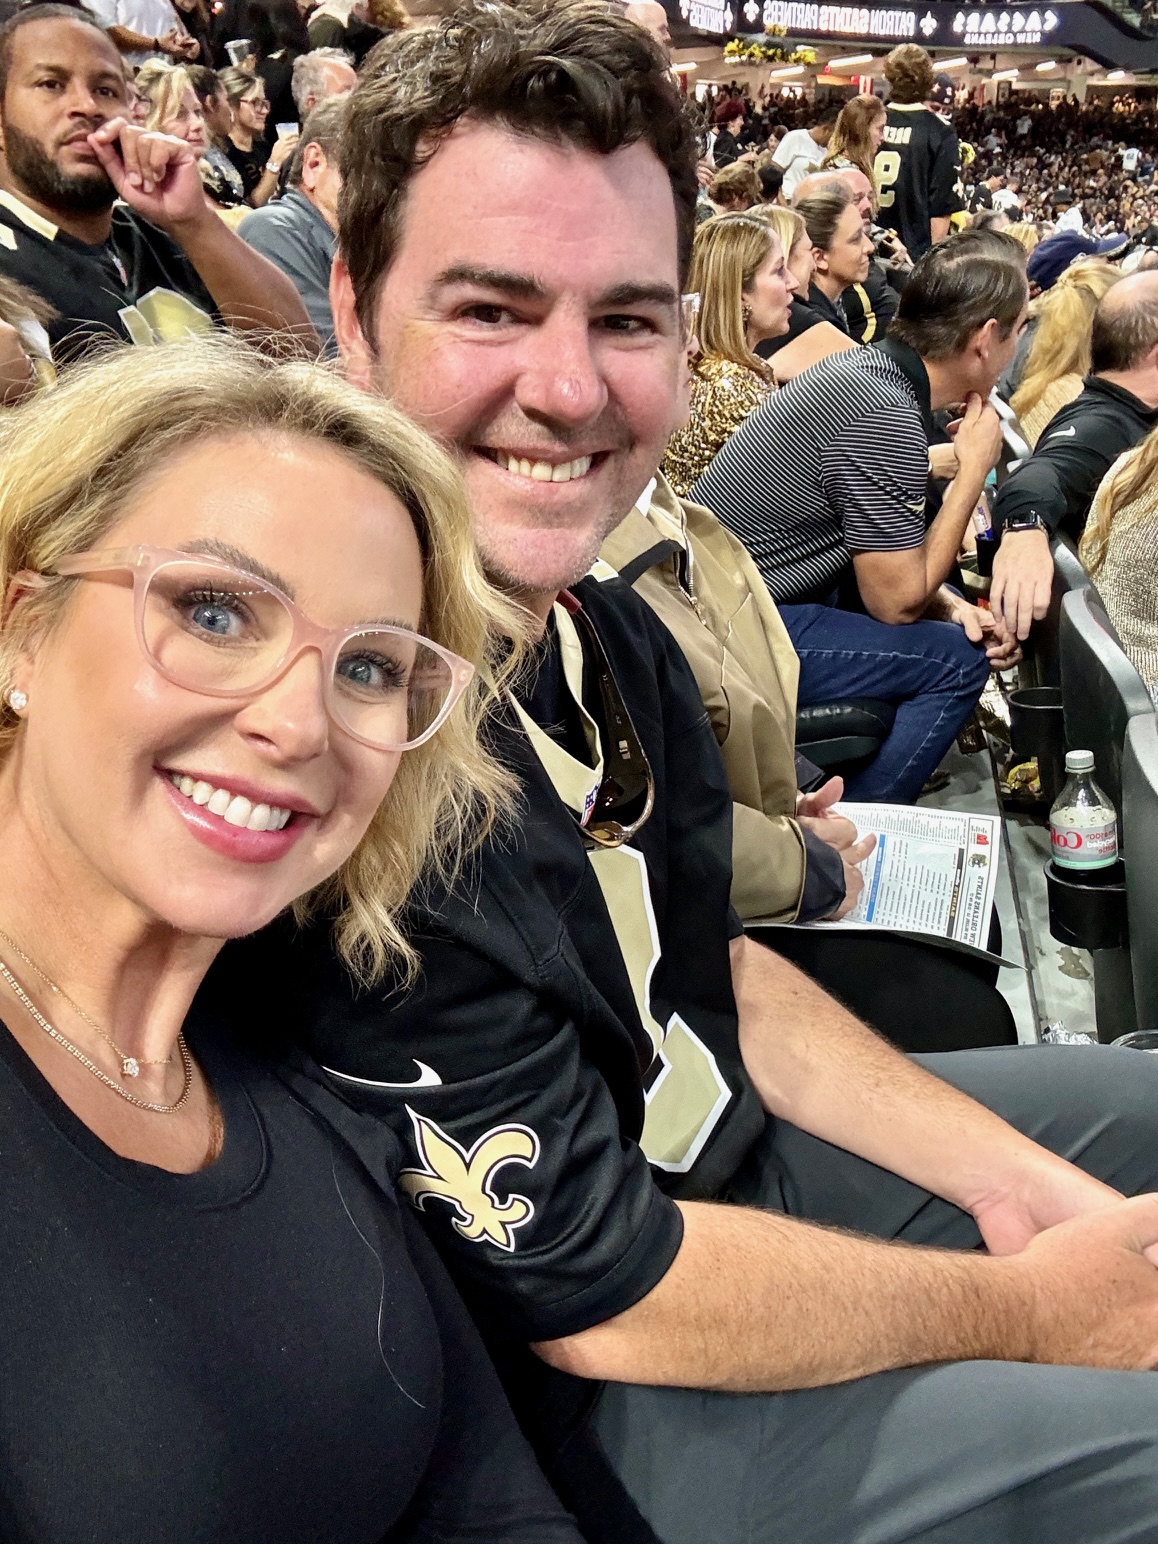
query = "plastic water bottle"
(1049, 750, 1119, 875)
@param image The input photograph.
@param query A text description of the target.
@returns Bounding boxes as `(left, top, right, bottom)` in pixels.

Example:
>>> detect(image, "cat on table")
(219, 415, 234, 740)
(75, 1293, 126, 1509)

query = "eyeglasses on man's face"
(44, 547, 474, 753)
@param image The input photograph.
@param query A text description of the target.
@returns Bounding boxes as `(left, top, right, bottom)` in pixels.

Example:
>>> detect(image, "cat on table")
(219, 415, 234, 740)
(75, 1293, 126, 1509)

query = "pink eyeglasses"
(47, 546, 475, 752)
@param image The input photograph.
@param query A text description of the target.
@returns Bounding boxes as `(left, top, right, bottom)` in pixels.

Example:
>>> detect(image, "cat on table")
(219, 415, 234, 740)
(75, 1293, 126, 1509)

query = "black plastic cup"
(1008, 685, 1066, 804)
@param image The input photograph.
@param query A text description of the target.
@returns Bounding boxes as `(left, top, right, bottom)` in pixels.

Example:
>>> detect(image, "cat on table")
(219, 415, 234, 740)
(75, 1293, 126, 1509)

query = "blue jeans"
(782, 603, 991, 802)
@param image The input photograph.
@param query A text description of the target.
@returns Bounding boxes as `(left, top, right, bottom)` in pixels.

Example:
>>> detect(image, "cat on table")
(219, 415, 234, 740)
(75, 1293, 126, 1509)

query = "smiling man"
(0, 4, 314, 363)
(215, 6, 1158, 1543)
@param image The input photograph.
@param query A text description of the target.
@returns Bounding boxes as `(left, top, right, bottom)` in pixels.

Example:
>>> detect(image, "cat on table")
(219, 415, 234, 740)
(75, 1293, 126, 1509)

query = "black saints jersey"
(873, 103, 965, 260)
(0, 190, 215, 365)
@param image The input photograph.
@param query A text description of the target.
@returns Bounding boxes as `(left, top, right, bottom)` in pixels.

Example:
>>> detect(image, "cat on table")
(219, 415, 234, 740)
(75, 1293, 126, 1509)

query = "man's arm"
(536, 1189, 1158, 1390)
(88, 119, 317, 350)
(848, 394, 1002, 624)
(929, 216, 951, 246)
(536, 937, 1158, 1389)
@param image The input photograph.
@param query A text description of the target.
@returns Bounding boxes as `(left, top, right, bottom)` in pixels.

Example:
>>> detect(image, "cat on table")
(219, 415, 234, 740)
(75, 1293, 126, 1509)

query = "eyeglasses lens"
(142, 562, 454, 749)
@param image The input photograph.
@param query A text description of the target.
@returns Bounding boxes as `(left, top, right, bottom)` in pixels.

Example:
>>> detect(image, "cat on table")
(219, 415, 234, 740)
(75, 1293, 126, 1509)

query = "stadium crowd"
(5, 1, 1158, 1541)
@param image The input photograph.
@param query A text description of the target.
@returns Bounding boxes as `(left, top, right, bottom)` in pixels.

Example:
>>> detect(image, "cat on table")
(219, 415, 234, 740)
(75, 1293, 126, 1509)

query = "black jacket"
(993, 375, 1158, 541)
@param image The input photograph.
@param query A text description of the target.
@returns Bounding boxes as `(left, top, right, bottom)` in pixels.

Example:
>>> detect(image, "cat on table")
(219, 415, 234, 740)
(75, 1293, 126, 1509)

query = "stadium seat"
(794, 699, 896, 775)
(1027, 534, 1097, 691)
(1123, 714, 1158, 1032)
(1059, 587, 1152, 812)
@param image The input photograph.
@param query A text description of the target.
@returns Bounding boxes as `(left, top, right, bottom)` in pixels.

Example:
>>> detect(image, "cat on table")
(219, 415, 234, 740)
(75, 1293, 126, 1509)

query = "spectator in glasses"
(219, 65, 294, 205)
(0, 333, 580, 1544)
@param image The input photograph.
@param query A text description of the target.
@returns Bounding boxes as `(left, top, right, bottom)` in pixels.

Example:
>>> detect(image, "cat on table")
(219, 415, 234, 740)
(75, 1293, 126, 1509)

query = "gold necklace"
(0, 957, 193, 1115)
(0, 925, 172, 1080)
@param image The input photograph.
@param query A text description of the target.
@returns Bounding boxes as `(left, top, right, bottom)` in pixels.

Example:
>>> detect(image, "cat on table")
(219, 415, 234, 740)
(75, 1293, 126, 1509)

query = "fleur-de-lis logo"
(919, 10, 938, 34)
(399, 1107, 540, 1252)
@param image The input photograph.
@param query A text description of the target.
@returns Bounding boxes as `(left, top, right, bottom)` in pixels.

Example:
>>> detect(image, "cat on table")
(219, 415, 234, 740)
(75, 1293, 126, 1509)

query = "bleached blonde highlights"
(0, 335, 525, 984)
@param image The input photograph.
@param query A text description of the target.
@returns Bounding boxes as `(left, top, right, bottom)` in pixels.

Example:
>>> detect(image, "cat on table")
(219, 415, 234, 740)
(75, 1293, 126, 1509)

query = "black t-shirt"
(755, 294, 821, 359)
(0, 1009, 579, 1544)
(0, 191, 215, 362)
(209, 575, 762, 1346)
(842, 260, 899, 346)
(227, 138, 268, 198)
(873, 103, 964, 259)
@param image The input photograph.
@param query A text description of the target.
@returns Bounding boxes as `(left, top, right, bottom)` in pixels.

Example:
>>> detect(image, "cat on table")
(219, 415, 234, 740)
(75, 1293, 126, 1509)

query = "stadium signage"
(757, 2, 918, 38)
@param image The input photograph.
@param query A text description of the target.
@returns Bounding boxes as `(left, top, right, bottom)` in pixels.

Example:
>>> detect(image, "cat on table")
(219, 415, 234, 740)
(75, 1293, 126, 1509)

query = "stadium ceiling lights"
(1106, 68, 1128, 78)
(827, 52, 875, 67)
(1034, 59, 1057, 69)
(992, 67, 1020, 79)
(938, 56, 970, 67)
(769, 63, 806, 75)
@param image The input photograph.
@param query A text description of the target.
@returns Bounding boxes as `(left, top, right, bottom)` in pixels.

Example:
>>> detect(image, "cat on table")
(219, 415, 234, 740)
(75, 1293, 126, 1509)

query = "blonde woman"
(661, 212, 795, 496)
(821, 93, 887, 194)
(0, 336, 580, 1544)
(1012, 260, 1122, 446)
(1081, 432, 1158, 702)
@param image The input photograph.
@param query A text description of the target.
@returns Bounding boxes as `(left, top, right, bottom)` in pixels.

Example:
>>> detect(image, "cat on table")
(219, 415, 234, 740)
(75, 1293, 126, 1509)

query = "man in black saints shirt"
(874, 43, 964, 260)
(0, 4, 313, 364)
(215, 8, 1158, 1543)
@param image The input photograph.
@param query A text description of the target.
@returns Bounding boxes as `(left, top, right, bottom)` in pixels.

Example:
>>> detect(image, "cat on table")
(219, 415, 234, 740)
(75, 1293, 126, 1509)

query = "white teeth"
(167, 772, 295, 832)
(223, 795, 252, 828)
(493, 450, 593, 483)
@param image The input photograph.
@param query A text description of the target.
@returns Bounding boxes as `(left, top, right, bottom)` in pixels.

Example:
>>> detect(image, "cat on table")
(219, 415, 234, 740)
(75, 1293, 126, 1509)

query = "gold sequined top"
(661, 354, 771, 498)
(1084, 451, 1158, 702)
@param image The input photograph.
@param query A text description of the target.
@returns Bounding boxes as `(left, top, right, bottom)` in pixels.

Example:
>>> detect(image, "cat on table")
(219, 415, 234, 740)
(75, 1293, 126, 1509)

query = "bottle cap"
(1065, 749, 1095, 772)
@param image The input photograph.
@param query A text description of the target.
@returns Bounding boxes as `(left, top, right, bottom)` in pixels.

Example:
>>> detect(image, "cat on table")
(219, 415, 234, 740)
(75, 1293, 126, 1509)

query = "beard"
(2, 122, 115, 214)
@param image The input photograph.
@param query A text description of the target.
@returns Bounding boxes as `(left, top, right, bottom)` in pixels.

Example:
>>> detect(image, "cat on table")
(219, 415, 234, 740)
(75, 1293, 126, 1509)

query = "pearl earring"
(6, 689, 27, 712)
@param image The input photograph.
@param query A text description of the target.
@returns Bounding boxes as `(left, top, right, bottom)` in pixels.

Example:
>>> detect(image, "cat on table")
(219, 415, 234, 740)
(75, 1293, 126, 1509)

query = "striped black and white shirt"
(690, 342, 932, 606)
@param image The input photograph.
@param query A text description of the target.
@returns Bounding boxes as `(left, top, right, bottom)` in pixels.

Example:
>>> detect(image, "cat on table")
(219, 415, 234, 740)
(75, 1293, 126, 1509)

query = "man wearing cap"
(1026, 230, 1131, 294)
(991, 271, 1158, 641)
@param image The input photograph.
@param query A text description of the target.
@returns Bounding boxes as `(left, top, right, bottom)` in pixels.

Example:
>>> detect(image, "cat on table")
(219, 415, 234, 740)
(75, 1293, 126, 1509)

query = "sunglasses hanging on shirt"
(558, 593, 655, 851)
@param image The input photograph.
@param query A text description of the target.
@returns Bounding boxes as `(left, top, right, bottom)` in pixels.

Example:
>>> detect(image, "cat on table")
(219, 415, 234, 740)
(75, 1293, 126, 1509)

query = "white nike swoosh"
(1048, 425, 1078, 438)
(322, 1060, 444, 1089)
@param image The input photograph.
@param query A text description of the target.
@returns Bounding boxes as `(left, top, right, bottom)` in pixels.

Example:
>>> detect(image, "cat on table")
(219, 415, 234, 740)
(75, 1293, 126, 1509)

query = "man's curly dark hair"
(338, 0, 700, 341)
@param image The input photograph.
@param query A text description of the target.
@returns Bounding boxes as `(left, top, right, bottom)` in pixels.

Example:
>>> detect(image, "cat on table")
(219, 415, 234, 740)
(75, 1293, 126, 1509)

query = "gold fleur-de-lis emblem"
(399, 1108, 540, 1252)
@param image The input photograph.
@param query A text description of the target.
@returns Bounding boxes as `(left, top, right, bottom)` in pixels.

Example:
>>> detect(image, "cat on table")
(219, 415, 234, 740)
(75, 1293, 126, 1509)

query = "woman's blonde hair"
(1081, 431, 1158, 576)
(135, 60, 194, 134)
(690, 212, 777, 377)
(0, 336, 525, 985)
(1012, 260, 1122, 423)
(821, 94, 885, 196)
(757, 205, 808, 272)
(1003, 221, 1041, 257)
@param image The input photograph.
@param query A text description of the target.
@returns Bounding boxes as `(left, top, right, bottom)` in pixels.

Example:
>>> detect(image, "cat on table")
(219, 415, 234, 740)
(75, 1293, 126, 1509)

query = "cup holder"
(1044, 859, 1128, 952)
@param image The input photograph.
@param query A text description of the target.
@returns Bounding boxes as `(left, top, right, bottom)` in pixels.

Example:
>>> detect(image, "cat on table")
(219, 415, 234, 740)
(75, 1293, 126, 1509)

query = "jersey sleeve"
(818, 403, 929, 552)
(929, 125, 966, 219)
(389, 1210, 585, 1543)
(289, 918, 686, 1344)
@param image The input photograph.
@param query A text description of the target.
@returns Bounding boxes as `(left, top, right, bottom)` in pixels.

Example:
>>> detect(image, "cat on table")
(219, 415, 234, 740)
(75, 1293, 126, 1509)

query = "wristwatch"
(1002, 512, 1049, 534)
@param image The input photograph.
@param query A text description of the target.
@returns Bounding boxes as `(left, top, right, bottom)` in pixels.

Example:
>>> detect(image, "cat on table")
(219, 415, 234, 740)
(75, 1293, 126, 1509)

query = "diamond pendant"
(122, 1057, 140, 1078)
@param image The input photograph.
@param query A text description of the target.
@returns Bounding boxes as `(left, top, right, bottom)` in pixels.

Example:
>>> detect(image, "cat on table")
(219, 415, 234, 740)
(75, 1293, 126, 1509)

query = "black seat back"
(1123, 715, 1158, 1031)
(1031, 535, 1097, 690)
(1060, 588, 1153, 814)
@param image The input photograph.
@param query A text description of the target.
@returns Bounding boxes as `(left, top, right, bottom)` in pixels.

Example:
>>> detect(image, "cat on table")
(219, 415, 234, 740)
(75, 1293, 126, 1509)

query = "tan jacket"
(599, 474, 806, 921)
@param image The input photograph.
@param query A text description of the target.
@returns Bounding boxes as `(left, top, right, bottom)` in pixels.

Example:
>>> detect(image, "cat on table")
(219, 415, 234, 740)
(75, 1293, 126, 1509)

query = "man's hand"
(940, 592, 1022, 668)
(795, 779, 876, 920)
(951, 392, 1004, 479)
(990, 525, 1054, 641)
(1000, 1194, 1158, 1370)
(87, 118, 209, 233)
(971, 1151, 1126, 1257)
(928, 441, 959, 480)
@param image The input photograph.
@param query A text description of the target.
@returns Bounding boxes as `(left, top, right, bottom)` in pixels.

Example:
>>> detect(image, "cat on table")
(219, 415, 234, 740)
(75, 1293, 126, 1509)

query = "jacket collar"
(1083, 374, 1158, 422)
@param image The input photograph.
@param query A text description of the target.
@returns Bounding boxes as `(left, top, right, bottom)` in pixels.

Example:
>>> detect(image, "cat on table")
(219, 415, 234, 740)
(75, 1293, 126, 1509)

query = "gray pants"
(593, 1047, 1158, 1543)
